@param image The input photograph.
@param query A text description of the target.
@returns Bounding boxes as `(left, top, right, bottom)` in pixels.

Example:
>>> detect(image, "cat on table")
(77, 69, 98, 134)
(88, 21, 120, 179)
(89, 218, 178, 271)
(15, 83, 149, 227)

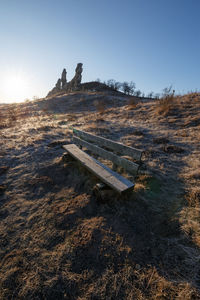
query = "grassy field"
(0, 91, 200, 299)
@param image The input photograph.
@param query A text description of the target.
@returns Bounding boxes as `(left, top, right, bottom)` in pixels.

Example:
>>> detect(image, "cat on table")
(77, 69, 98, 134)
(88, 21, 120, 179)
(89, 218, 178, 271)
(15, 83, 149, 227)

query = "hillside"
(0, 91, 200, 299)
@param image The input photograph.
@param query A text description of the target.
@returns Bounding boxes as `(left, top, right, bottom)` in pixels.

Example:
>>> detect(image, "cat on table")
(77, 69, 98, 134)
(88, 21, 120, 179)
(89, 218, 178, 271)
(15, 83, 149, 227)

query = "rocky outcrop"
(66, 63, 83, 91)
(47, 63, 121, 98)
(61, 68, 67, 89)
(47, 78, 62, 97)
(47, 63, 83, 97)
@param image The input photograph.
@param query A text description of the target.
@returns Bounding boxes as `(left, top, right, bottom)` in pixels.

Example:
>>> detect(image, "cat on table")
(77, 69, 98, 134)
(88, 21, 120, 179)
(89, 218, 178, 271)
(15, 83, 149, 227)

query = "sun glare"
(2, 71, 31, 103)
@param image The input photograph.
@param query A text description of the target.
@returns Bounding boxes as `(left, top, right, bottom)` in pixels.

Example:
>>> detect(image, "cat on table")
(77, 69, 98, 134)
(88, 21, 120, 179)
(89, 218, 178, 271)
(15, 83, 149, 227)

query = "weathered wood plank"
(63, 144, 134, 193)
(73, 128, 142, 161)
(73, 136, 139, 175)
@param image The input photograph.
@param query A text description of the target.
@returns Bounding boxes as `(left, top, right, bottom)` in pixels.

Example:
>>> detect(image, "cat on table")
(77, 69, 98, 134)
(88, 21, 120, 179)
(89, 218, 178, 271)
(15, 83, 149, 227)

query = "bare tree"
(113, 81, 121, 91)
(122, 82, 130, 94)
(147, 92, 154, 98)
(134, 90, 141, 97)
(162, 85, 173, 97)
(107, 79, 115, 89)
(154, 93, 160, 99)
(128, 81, 136, 95)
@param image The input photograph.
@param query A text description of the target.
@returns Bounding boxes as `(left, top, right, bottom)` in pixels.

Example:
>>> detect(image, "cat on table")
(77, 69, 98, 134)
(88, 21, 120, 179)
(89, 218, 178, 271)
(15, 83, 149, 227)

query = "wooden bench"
(63, 128, 143, 194)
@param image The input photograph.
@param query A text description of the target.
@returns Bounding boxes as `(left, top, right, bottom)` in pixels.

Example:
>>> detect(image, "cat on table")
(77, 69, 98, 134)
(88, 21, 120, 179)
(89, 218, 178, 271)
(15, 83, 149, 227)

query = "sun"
(2, 71, 31, 103)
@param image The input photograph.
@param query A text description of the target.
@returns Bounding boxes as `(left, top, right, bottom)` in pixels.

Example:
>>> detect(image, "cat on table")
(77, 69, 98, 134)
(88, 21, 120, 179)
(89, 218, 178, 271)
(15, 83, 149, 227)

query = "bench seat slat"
(63, 144, 134, 193)
(73, 128, 142, 161)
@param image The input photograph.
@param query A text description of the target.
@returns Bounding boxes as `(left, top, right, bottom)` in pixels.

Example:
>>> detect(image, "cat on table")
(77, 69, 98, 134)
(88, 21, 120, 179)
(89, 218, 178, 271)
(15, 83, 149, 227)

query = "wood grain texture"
(73, 136, 139, 175)
(73, 128, 142, 161)
(63, 144, 134, 193)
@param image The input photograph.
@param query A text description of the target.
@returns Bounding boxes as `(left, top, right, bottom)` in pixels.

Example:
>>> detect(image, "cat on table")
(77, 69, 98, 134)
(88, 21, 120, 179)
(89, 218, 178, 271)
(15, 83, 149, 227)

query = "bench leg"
(92, 183, 115, 203)
(112, 163, 118, 172)
(62, 153, 74, 163)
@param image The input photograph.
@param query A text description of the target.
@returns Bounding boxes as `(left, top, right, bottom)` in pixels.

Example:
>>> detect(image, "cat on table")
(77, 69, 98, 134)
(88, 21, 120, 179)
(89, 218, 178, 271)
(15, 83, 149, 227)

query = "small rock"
(132, 130, 144, 136)
(0, 185, 6, 194)
(58, 120, 68, 126)
(153, 137, 169, 144)
(47, 140, 66, 147)
(162, 145, 184, 154)
(135, 264, 141, 270)
(0, 166, 9, 176)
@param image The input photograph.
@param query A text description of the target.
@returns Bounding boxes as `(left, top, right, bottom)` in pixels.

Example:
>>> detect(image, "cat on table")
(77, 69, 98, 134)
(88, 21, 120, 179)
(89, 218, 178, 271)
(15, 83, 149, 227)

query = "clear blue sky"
(0, 0, 200, 102)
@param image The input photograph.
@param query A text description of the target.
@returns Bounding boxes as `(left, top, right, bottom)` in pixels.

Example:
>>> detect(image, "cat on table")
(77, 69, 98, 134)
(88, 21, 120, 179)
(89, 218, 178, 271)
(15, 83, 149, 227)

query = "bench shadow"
(53, 164, 200, 296)
(25, 144, 199, 293)
(48, 125, 199, 294)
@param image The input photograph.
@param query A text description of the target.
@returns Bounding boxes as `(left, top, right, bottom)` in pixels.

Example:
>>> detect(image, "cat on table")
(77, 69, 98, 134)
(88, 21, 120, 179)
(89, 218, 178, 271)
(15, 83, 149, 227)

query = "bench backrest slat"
(73, 129, 142, 161)
(73, 136, 139, 175)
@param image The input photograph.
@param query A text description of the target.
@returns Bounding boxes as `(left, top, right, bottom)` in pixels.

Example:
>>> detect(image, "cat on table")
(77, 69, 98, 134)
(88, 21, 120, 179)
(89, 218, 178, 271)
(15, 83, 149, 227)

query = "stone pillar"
(55, 78, 61, 90)
(61, 68, 67, 89)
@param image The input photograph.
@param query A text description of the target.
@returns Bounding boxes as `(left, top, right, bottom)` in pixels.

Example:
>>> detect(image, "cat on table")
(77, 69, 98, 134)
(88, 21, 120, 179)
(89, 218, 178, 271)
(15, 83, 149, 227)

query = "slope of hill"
(0, 91, 200, 299)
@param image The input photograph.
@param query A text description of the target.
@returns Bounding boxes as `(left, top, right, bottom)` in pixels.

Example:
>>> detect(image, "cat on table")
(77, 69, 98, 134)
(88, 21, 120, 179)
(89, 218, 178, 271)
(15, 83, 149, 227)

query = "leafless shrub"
(156, 94, 176, 116)
(127, 96, 138, 110)
(156, 86, 176, 116)
(94, 100, 106, 114)
(7, 107, 17, 127)
(68, 114, 76, 121)
(0, 110, 6, 128)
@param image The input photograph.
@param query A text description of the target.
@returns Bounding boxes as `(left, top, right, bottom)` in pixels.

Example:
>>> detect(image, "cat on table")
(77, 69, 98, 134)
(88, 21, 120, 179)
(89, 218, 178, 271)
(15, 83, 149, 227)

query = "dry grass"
(94, 100, 106, 114)
(0, 105, 32, 129)
(0, 107, 16, 128)
(156, 94, 176, 116)
(185, 187, 200, 208)
(127, 96, 138, 110)
(0, 91, 200, 299)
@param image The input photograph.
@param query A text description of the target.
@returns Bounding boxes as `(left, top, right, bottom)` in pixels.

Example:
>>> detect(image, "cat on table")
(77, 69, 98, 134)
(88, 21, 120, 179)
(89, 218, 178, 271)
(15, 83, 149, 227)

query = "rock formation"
(61, 68, 67, 89)
(55, 78, 61, 89)
(66, 63, 83, 91)
(46, 78, 61, 97)
(47, 63, 83, 97)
